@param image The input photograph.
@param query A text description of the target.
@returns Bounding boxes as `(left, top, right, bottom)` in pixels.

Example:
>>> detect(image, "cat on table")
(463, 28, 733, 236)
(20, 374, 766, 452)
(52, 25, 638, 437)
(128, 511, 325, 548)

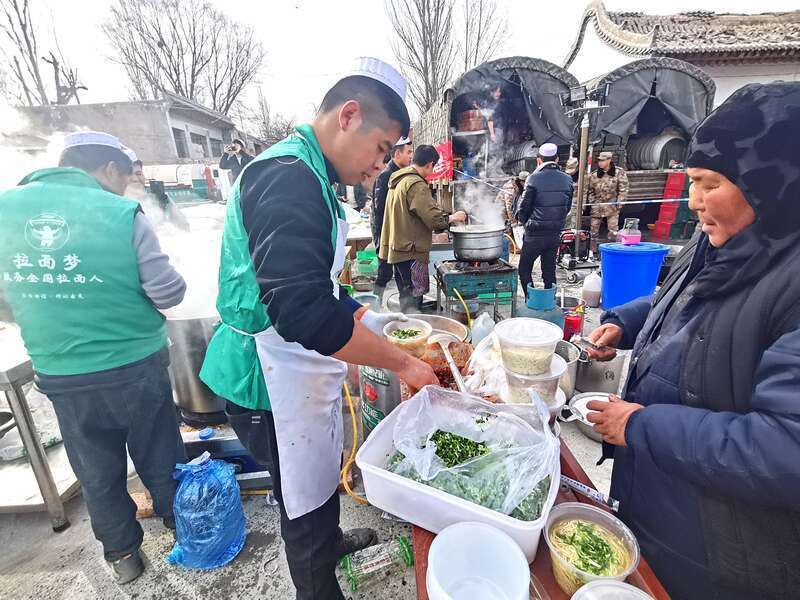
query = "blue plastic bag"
(166, 452, 247, 569)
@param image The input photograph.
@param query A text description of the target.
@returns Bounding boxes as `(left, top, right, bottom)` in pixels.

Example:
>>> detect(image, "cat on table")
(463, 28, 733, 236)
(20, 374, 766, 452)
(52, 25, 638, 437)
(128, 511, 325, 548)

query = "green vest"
(199, 124, 344, 411)
(0, 168, 167, 375)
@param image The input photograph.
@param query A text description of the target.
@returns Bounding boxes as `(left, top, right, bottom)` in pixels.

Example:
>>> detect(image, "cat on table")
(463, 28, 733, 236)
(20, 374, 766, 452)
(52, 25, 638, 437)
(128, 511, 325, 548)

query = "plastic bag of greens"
(166, 452, 247, 569)
(386, 386, 559, 521)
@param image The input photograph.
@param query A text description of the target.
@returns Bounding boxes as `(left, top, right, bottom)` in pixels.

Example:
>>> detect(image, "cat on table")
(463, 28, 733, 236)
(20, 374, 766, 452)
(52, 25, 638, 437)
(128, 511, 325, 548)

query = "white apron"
(252, 217, 350, 519)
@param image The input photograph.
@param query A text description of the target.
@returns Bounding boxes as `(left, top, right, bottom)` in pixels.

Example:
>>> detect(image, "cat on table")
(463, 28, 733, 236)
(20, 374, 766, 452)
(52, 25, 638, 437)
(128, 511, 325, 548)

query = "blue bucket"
(599, 242, 669, 309)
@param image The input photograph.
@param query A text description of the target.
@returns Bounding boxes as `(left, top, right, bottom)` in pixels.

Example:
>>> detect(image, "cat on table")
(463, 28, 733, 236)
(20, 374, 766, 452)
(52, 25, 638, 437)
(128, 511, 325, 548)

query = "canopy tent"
(587, 57, 716, 141)
(447, 56, 581, 146)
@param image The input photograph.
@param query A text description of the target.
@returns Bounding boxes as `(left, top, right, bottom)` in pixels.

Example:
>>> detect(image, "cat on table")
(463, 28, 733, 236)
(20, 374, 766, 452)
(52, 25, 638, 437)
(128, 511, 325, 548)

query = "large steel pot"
(166, 316, 226, 419)
(450, 225, 505, 262)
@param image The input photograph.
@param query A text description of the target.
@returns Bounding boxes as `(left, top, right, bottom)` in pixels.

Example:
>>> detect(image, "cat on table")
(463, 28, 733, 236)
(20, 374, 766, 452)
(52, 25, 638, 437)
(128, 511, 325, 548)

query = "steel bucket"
(555, 340, 580, 399)
(166, 316, 226, 419)
(575, 353, 626, 395)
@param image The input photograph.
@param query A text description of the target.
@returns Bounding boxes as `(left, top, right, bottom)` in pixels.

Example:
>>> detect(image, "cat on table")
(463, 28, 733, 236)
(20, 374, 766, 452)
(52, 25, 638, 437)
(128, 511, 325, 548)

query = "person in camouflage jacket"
(587, 151, 629, 250)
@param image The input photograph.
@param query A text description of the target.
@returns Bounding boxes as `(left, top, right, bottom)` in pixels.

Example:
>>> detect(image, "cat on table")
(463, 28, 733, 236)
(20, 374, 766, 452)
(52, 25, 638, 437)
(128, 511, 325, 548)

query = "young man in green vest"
(0, 132, 187, 584)
(200, 58, 439, 599)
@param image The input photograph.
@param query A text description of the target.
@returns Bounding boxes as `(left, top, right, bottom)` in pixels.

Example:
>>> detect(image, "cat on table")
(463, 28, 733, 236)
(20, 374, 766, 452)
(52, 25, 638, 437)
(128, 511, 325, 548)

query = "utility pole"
(565, 98, 606, 271)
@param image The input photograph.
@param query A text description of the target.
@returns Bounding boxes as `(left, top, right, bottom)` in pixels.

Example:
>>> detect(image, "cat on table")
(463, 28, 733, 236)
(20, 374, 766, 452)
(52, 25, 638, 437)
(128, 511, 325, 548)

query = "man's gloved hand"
(359, 311, 407, 337)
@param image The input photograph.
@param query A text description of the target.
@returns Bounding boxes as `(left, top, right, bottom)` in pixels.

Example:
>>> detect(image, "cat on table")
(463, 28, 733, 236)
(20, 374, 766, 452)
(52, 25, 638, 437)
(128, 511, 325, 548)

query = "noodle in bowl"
(544, 502, 640, 595)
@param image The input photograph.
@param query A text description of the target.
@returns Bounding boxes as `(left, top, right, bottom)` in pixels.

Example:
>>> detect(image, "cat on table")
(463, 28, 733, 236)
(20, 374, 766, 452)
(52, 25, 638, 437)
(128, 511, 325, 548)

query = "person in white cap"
(371, 136, 413, 298)
(199, 58, 438, 599)
(515, 142, 573, 293)
(0, 131, 187, 584)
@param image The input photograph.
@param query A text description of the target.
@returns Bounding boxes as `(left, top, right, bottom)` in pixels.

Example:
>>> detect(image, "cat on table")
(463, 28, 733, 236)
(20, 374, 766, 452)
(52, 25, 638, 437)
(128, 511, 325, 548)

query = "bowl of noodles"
(544, 502, 640, 595)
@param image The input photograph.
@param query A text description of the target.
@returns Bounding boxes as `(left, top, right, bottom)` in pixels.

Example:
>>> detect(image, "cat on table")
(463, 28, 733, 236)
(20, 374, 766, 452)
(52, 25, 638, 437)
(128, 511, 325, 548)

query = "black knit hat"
(686, 82, 800, 238)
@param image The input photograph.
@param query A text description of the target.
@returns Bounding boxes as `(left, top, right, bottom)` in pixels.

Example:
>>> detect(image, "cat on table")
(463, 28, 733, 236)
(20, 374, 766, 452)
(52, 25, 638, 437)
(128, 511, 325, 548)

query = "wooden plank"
(413, 443, 671, 599)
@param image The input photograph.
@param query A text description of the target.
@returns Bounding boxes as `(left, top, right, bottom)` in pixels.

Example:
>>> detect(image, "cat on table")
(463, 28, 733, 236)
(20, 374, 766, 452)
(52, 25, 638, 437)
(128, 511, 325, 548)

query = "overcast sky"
(22, 0, 800, 125)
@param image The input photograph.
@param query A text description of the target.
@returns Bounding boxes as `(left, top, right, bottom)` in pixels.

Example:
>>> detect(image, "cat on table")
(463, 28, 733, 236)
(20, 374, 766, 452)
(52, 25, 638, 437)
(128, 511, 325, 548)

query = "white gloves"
(360, 311, 407, 336)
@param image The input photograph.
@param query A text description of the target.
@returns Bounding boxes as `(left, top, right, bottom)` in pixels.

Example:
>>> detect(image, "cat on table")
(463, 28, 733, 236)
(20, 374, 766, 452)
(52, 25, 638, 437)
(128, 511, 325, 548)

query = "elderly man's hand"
(586, 395, 644, 446)
(586, 323, 623, 361)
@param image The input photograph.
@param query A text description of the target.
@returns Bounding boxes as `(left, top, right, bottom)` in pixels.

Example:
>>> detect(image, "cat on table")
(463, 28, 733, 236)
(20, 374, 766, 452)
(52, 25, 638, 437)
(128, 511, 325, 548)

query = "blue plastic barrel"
(599, 242, 670, 309)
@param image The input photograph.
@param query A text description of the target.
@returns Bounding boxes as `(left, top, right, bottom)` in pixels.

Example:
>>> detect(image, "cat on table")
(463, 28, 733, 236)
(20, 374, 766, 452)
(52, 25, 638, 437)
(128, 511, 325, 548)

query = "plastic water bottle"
(338, 536, 414, 592)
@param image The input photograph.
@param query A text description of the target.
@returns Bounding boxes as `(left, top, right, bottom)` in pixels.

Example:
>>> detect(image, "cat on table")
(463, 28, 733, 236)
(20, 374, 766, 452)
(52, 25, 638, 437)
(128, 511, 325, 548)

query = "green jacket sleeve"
(407, 181, 449, 232)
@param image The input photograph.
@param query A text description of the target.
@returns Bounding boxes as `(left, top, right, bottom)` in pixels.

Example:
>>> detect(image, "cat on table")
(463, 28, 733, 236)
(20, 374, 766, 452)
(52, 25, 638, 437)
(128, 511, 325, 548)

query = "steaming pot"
(450, 225, 505, 262)
(166, 315, 226, 423)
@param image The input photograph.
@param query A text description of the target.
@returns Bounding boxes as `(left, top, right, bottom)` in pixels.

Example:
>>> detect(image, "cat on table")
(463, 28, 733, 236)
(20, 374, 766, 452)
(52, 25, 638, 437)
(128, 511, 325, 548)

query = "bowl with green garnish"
(544, 502, 640, 595)
(383, 318, 432, 357)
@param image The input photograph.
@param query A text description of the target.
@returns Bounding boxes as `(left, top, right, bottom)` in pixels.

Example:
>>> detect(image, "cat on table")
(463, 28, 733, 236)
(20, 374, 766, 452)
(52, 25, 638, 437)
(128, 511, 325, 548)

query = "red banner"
(427, 141, 453, 182)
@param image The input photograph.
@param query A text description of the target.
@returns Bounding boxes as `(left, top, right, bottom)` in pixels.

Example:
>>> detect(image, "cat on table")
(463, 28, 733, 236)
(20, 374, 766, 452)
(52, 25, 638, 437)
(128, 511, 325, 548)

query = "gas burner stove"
(436, 258, 515, 274)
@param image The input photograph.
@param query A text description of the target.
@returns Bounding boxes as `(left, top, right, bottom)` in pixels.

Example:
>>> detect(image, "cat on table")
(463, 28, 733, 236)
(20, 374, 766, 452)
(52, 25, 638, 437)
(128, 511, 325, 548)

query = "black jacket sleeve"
(219, 153, 236, 170)
(240, 158, 355, 356)
(516, 178, 536, 223)
(372, 169, 391, 239)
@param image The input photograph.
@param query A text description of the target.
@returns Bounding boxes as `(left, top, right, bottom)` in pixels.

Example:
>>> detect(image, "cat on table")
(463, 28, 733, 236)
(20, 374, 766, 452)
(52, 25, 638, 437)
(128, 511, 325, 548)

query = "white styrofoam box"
(355, 400, 560, 562)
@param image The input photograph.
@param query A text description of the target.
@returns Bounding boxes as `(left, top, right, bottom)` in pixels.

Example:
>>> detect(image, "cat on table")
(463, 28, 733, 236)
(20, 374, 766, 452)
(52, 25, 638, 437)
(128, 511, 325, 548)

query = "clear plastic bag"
(166, 452, 247, 569)
(387, 387, 559, 521)
(463, 333, 509, 402)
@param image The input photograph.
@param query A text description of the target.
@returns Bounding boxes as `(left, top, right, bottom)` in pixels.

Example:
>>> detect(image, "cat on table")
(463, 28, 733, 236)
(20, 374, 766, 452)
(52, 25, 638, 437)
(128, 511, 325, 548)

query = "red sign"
(427, 141, 453, 182)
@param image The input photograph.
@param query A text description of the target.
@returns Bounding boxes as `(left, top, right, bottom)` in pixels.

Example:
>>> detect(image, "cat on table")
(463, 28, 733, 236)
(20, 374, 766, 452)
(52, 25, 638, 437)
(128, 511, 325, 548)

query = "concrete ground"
(0, 251, 617, 600)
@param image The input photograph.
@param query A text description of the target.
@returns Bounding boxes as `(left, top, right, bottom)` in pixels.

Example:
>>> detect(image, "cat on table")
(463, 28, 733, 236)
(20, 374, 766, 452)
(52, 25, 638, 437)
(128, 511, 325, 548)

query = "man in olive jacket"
(379, 145, 465, 311)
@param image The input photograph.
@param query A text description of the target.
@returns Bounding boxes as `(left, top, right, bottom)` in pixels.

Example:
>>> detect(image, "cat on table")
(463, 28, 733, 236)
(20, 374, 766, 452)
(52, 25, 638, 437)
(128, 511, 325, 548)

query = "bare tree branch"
(0, 0, 48, 105)
(103, 0, 265, 115)
(242, 89, 296, 147)
(386, 0, 457, 113)
(459, 0, 507, 72)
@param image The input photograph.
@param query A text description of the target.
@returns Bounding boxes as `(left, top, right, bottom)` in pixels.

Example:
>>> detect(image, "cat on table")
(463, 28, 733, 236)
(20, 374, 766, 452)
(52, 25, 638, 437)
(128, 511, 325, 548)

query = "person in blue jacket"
(584, 82, 800, 600)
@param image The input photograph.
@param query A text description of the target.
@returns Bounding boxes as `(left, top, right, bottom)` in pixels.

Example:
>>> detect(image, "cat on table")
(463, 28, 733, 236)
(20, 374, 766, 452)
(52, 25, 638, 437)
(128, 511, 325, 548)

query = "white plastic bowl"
(572, 580, 655, 599)
(504, 354, 567, 406)
(427, 522, 530, 600)
(494, 318, 563, 375)
(383, 318, 433, 357)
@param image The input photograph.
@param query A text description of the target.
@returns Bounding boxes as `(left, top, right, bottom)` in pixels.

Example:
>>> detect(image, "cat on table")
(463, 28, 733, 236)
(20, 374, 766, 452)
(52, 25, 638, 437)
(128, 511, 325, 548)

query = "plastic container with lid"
(544, 502, 640, 596)
(494, 318, 563, 375)
(383, 318, 433, 357)
(426, 522, 530, 600)
(504, 354, 567, 406)
(572, 580, 654, 600)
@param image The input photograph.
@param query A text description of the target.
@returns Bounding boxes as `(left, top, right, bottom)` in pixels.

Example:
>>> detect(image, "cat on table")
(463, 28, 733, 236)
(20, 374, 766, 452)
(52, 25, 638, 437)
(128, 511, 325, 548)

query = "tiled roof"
(564, 2, 800, 68)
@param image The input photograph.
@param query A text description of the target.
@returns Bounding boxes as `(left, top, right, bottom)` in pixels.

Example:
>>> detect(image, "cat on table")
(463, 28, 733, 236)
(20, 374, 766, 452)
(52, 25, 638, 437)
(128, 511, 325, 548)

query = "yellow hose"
(452, 287, 473, 329)
(504, 233, 518, 254)
(341, 382, 370, 505)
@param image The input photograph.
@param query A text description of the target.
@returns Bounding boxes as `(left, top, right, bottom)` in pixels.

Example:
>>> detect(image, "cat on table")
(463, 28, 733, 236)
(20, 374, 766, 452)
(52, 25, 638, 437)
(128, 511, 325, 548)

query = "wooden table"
(412, 443, 670, 599)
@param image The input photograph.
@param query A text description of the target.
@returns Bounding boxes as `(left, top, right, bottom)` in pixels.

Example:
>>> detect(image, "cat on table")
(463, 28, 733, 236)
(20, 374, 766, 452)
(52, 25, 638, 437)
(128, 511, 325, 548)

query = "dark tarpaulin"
(449, 56, 580, 146)
(588, 57, 716, 140)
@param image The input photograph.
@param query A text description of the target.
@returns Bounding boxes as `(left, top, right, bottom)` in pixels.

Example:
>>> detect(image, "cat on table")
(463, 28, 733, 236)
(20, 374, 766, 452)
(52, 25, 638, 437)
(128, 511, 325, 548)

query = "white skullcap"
(538, 143, 558, 158)
(348, 57, 407, 102)
(395, 136, 411, 146)
(121, 146, 138, 163)
(63, 131, 123, 151)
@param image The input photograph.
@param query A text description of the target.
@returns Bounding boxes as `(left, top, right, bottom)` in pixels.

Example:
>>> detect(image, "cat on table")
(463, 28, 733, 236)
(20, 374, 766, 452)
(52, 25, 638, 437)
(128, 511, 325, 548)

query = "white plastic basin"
(427, 522, 530, 600)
